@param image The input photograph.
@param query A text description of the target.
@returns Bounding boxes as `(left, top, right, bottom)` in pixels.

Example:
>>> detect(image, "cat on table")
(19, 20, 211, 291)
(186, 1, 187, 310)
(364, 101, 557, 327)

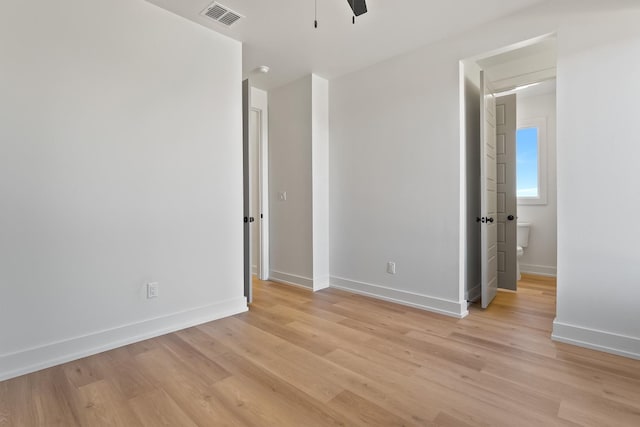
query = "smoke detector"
(201, 2, 244, 27)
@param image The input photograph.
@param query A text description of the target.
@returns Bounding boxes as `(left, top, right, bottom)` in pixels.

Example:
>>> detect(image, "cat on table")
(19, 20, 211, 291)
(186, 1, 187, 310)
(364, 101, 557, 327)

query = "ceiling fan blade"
(346, 0, 367, 16)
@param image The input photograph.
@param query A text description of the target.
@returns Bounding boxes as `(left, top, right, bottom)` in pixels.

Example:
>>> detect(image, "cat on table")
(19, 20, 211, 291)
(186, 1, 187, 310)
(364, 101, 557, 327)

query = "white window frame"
(516, 117, 547, 205)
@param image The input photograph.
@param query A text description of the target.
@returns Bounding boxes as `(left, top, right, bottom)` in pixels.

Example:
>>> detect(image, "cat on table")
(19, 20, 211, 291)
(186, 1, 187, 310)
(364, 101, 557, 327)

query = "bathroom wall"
(517, 87, 557, 276)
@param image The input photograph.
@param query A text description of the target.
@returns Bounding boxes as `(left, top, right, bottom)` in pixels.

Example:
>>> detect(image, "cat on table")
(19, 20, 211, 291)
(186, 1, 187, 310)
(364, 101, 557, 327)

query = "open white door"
(480, 71, 498, 308)
(242, 80, 252, 303)
(496, 94, 517, 291)
(242, 80, 255, 303)
(249, 109, 260, 279)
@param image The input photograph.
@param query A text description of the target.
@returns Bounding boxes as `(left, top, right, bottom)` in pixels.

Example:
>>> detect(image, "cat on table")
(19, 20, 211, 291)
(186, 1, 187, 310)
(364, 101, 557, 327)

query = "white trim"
(330, 276, 469, 319)
(269, 270, 314, 290)
(466, 282, 481, 302)
(466, 33, 556, 64)
(458, 60, 469, 306)
(0, 297, 247, 381)
(552, 320, 640, 360)
(313, 276, 330, 291)
(520, 263, 556, 277)
(516, 117, 547, 205)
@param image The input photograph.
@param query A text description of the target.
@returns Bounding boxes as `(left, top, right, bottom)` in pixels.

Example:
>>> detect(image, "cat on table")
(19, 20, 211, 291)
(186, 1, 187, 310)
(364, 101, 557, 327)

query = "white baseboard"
(552, 320, 640, 360)
(0, 297, 248, 382)
(269, 270, 314, 290)
(466, 283, 481, 302)
(520, 263, 557, 277)
(313, 275, 330, 291)
(330, 276, 468, 319)
(251, 265, 258, 275)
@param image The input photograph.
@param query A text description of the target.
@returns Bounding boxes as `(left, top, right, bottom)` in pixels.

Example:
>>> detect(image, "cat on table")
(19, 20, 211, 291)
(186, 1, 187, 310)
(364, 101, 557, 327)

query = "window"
(516, 118, 547, 205)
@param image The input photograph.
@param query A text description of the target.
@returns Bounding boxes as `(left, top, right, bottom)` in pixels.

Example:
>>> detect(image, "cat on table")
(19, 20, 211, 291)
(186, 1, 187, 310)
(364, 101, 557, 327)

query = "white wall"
(0, 0, 245, 380)
(517, 90, 557, 276)
(553, 5, 640, 359)
(311, 76, 331, 290)
(268, 76, 314, 287)
(329, 0, 640, 357)
(462, 62, 482, 301)
(268, 75, 330, 290)
(330, 47, 465, 317)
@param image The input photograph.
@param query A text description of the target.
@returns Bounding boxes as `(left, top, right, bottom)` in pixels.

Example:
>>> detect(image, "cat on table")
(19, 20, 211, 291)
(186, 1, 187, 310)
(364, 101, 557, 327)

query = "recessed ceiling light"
(256, 65, 270, 74)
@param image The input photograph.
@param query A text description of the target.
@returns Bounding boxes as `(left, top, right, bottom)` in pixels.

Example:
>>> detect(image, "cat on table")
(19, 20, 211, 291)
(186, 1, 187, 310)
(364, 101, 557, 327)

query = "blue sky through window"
(516, 127, 539, 197)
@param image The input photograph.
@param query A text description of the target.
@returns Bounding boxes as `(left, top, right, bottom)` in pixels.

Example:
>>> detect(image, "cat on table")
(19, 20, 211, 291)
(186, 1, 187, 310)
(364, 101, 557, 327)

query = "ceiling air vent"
(201, 2, 243, 27)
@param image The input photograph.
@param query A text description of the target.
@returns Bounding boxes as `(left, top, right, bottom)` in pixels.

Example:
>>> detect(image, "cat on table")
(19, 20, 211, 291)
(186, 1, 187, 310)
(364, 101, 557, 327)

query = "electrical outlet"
(387, 262, 396, 275)
(147, 282, 159, 299)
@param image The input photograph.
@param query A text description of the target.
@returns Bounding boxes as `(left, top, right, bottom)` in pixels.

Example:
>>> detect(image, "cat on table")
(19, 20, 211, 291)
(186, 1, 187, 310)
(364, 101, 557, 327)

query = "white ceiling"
(147, 0, 547, 90)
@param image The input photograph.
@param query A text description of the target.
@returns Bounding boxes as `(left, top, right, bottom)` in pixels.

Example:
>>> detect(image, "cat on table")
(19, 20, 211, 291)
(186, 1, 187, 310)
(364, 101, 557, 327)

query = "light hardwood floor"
(1, 275, 639, 426)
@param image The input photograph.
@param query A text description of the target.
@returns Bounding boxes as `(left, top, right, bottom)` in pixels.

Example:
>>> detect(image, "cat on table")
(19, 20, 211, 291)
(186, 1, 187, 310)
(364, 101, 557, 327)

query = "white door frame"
(460, 33, 557, 310)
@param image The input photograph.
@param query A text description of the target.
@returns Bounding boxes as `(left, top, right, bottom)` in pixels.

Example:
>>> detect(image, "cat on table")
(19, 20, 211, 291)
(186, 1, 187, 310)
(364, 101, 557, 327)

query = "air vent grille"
(218, 11, 241, 26)
(201, 2, 244, 27)
(205, 4, 227, 20)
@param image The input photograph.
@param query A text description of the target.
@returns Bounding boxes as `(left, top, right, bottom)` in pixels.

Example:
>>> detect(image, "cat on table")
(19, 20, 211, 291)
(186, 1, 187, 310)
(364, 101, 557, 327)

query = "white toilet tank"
(517, 222, 531, 248)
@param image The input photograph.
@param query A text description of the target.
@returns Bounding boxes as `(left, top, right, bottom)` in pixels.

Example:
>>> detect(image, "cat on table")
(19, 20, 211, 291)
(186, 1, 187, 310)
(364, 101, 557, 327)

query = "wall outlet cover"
(147, 282, 159, 299)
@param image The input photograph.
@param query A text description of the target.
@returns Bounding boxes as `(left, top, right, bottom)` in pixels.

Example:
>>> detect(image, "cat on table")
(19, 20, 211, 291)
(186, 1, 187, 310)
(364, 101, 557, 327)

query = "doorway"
(461, 35, 558, 309)
(243, 81, 270, 303)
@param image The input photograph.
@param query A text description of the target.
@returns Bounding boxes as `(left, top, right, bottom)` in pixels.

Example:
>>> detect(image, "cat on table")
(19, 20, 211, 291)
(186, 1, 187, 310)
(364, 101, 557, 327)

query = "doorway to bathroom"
(461, 35, 558, 309)
(242, 81, 270, 304)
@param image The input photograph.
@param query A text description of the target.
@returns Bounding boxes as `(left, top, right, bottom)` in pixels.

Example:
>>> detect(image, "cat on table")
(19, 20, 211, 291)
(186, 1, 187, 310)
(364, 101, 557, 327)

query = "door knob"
(507, 215, 515, 221)
(477, 217, 494, 223)
(249, 217, 255, 223)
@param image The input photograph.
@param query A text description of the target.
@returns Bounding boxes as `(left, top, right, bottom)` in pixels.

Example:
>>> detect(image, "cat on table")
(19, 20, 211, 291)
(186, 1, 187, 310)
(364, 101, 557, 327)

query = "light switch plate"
(387, 262, 396, 275)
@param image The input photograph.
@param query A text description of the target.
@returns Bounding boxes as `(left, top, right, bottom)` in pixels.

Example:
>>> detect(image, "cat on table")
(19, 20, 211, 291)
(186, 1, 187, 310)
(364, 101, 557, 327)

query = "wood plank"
(29, 369, 79, 427)
(197, 318, 345, 403)
(212, 352, 349, 426)
(76, 380, 142, 427)
(128, 389, 198, 427)
(433, 412, 479, 427)
(133, 347, 244, 426)
(327, 390, 419, 427)
(211, 375, 341, 427)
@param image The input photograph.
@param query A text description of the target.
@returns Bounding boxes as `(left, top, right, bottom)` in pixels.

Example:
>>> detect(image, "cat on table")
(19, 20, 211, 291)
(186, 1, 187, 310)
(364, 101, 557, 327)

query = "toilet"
(517, 222, 531, 281)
